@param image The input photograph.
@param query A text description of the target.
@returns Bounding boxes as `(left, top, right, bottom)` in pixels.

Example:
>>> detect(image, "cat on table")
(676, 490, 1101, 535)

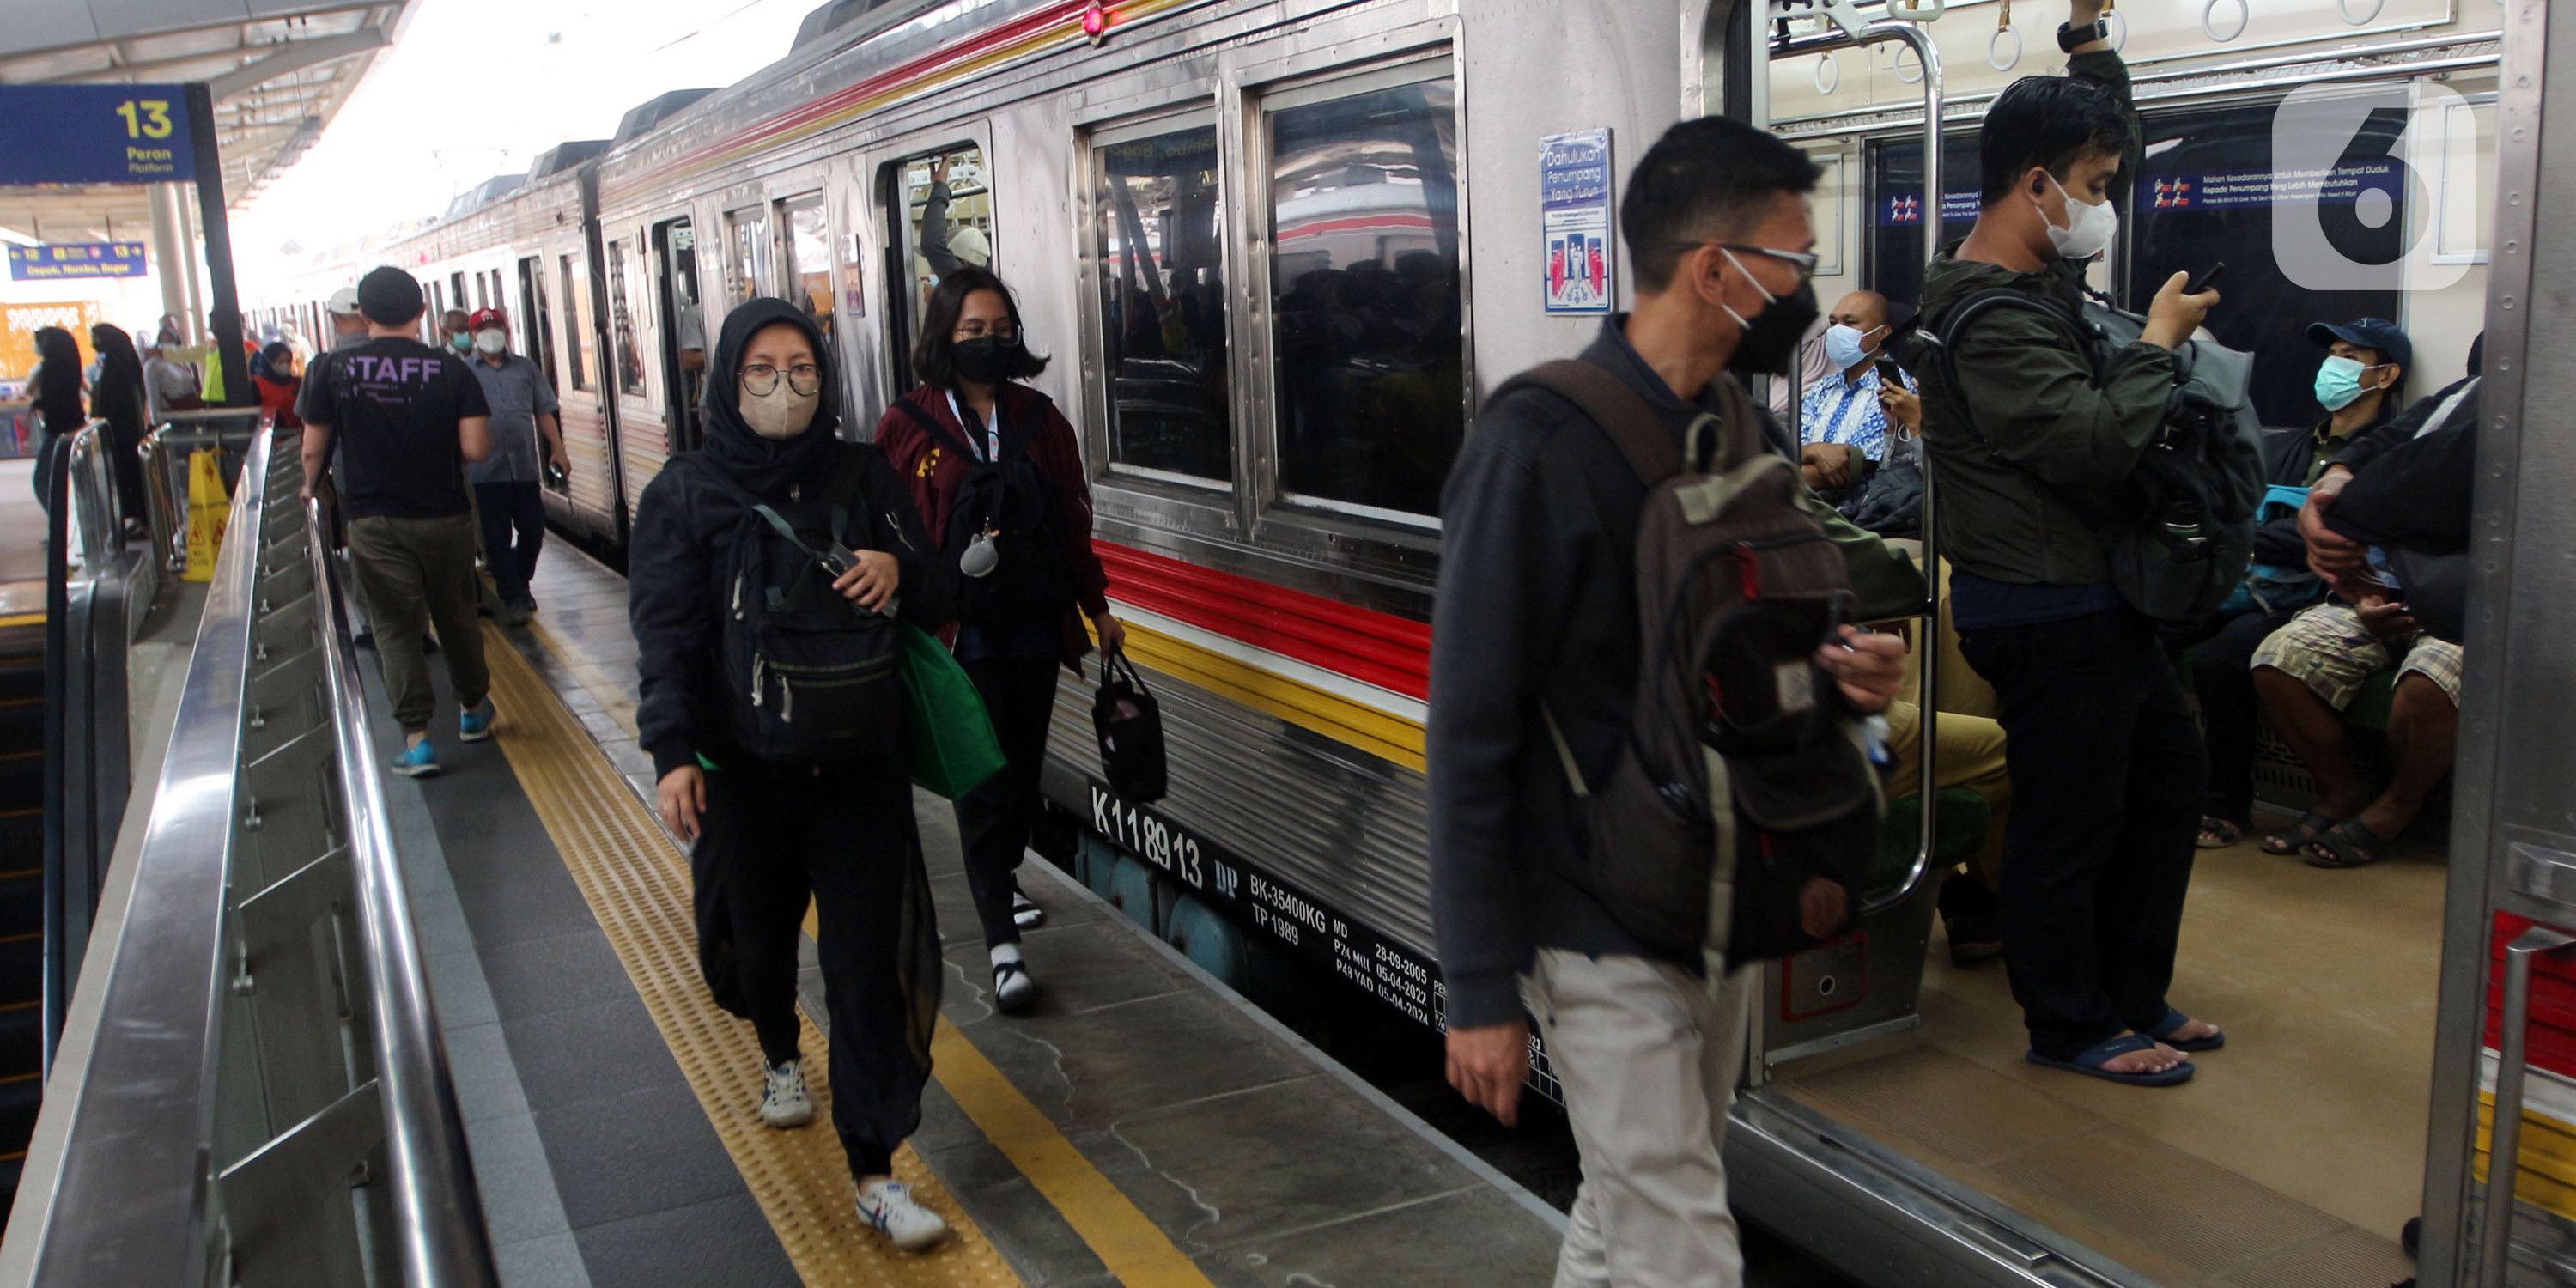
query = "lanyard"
(945, 390, 1001, 461)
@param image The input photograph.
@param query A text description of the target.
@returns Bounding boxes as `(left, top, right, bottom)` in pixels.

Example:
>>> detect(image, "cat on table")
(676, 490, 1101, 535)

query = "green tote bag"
(900, 621, 1007, 799)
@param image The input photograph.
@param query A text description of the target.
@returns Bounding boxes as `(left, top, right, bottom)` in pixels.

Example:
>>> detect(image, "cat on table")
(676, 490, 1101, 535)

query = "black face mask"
(1726, 278, 1821, 379)
(951, 335, 1018, 386)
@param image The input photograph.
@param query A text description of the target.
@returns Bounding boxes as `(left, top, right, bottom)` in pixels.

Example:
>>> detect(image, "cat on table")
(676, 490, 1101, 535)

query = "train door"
(1689, 3, 2512, 1286)
(779, 191, 842, 427)
(879, 139, 991, 404)
(517, 255, 556, 395)
(651, 216, 706, 454)
(723, 203, 776, 308)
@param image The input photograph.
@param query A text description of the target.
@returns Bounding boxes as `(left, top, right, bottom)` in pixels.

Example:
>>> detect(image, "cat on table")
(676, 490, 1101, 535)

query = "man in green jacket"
(1917, 0, 2224, 1088)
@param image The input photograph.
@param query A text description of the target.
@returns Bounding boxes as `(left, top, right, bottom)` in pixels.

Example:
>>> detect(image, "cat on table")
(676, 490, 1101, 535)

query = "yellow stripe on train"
(1115, 619, 1428, 775)
(2476, 1095, 2576, 1219)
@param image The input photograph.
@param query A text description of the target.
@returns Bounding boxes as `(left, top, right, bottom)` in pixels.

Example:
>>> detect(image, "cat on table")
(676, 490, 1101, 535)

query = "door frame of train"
(2426, 3, 2561, 1283)
(649, 213, 707, 455)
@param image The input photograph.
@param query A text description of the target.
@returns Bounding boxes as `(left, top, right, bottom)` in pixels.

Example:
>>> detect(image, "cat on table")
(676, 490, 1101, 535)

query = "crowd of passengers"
(234, 0, 2482, 1275)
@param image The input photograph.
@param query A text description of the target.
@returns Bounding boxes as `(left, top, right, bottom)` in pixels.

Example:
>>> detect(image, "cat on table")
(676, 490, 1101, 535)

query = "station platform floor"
(368, 543, 1569, 1286)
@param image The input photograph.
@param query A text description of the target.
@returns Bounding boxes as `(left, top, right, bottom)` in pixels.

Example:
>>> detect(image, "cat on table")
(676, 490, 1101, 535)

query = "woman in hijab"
(27, 328, 83, 512)
(874, 265, 1120, 1017)
(88, 324, 149, 527)
(627, 296, 954, 1252)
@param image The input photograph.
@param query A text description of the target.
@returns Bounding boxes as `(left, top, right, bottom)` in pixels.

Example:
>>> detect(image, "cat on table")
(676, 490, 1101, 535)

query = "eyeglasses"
(951, 321, 1018, 343)
(739, 362, 822, 397)
(1670, 242, 1820, 287)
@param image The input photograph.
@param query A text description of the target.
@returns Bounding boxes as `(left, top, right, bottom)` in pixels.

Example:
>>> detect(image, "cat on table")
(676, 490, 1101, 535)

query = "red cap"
(468, 307, 508, 331)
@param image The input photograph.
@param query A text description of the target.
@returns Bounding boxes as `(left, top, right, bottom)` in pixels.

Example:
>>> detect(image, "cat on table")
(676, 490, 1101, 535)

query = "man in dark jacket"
(2188, 317, 2409, 850)
(1915, 0, 2223, 1085)
(1429, 115, 1911, 1285)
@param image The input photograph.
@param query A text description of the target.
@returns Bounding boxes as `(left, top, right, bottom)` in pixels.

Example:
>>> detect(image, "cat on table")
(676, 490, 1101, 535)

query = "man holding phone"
(1915, 0, 2226, 1087)
(1797, 288, 1921, 495)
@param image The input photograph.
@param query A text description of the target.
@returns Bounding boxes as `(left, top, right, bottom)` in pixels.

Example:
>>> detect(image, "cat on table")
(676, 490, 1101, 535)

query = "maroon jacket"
(874, 382, 1111, 670)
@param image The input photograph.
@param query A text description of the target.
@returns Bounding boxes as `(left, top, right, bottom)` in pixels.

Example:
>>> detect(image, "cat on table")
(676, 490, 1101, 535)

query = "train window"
(2125, 100, 2409, 427)
(726, 204, 775, 306)
(519, 255, 556, 392)
(451, 272, 468, 318)
(887, 143, 993, 384)
(1091, 116, 1230, 485)
(561, 254, 589, 392)
(784, 194, 835, 347)
(607, 239, 647, 398)
(1263, 71, 1464, 521)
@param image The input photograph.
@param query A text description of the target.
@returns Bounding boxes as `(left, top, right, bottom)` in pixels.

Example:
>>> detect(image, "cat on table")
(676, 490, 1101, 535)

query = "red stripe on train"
(2488, 912, 2576, 1080)
(1097, 542, 1431, 701)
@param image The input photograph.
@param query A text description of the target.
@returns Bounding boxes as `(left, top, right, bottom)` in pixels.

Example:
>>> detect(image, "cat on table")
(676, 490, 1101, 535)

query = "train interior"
(1732, 3, 2496, 1282)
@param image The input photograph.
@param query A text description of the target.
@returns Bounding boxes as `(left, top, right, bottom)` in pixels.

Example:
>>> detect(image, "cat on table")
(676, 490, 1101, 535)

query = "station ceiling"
(0, 1, 414, 241)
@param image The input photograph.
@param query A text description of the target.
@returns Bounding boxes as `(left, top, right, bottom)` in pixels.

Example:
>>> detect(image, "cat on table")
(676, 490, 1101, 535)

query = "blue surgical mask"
(2313, 355, 2385, 411)
(1823, 323, 1883, 371)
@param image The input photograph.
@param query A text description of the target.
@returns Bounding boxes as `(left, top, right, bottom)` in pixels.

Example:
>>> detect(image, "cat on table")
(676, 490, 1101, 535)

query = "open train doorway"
(651, 216, 706, 454)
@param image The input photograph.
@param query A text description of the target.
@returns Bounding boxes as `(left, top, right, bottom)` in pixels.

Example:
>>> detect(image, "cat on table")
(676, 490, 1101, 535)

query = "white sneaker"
(1011, 889, 1046, 931)
(856, 1178, 950, 1251)
(991, 943, 1037, 1014)
(760, 1059, 812, 1129)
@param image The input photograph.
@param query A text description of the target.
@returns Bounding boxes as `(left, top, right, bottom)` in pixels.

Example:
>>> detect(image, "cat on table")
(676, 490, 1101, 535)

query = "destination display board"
(0, 85, 197, 185)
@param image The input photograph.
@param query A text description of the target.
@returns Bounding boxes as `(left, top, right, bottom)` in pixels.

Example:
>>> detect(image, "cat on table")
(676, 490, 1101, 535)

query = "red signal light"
(1082, 2, 1109, 43)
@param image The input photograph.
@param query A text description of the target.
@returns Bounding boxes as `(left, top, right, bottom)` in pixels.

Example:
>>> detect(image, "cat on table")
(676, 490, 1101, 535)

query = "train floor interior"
(1772, 823, 2440, 1286)
(329, 543, 1564, 1287)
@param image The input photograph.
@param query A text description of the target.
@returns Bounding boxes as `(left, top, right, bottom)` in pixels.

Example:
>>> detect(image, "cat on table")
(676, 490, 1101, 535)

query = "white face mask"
(473, 329, 506, 355)
(2036, 170, 2118, 263)
(740, 384, 818, 440)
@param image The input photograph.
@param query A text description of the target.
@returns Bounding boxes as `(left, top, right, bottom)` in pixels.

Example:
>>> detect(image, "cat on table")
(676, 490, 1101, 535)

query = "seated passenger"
(2251, 339, 2479, 870)
(628, 297, 953, 1251)
(2188, 317, 2407, 849)
(1797, 289, 1921, 497)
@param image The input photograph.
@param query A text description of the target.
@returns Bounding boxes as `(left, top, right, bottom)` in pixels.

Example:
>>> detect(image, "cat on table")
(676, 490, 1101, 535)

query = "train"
(253, 2, 2576, 1285)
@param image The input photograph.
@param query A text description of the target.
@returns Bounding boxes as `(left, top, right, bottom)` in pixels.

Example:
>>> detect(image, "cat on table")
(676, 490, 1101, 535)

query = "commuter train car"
(259, 0, 2576, 1284)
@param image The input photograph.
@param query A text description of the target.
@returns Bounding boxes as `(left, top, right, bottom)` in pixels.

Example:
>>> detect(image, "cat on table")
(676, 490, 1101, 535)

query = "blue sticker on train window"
(1540, 129, 1614, 315)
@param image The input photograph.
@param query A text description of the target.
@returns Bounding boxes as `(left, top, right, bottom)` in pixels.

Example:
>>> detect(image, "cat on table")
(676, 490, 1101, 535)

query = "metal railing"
(17, 422, 497, 1287)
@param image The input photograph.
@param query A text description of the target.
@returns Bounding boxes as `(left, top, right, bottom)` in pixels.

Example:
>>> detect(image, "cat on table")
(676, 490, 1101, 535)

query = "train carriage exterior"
(258, 1, 2576, 1284)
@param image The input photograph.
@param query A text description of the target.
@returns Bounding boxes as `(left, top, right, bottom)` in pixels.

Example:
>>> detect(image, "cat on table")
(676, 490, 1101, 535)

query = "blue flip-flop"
(2027, 1034, 2196, 1087)
(2148, 1006, 2225, 1053)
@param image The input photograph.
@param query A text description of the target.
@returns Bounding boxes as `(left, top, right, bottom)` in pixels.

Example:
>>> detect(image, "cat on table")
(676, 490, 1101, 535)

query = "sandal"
(2148, 1006, 2226, 1053)
(2304, 817, 2397, 869)
(2196, 817, 2245, 849)
(2026, 1033, 2195, 1088)
(2261, 811, 2338, 855)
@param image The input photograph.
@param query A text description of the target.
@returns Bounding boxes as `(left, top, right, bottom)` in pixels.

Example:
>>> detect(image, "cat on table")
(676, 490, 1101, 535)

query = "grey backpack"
(1499, 361, 1883, 964)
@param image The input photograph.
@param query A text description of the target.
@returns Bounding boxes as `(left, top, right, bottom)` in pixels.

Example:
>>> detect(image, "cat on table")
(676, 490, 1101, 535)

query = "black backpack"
(892, 398, 1072, 628)
(701, 455, 905, 765)
(1502, 360, 1882, 965)
(1917, 289, 2263, 625)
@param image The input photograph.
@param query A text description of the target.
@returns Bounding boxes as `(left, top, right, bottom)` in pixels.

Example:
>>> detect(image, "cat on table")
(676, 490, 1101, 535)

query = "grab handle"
(2481, 925, 2576, 1286)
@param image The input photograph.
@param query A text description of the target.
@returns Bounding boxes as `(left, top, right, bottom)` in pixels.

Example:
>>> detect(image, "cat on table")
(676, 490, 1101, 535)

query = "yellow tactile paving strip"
(477, 625, 1020, 1286)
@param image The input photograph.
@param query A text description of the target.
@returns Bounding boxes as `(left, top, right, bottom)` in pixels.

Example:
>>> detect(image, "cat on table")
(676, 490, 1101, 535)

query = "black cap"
(357, 265, 424, 326)
(2306, 317, 2412, 374)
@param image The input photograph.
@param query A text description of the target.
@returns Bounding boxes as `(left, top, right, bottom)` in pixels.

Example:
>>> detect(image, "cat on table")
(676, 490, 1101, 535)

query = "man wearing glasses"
(1429, 117, 1911, 1285)
(1913, 0, 2225, 1088)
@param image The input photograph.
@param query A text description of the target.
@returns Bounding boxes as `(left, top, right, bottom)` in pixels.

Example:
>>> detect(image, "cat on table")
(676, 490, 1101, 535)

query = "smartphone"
(1874, 357, 1905, 387)
(2185, 261, 2227, 295)
(817, 542, 859, 579)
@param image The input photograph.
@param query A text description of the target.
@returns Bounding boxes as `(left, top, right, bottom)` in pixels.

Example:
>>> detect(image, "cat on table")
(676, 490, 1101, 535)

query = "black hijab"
(88, 324, 143, 416)
(30, 328, 82, 433)
(697, 296, 840, 497)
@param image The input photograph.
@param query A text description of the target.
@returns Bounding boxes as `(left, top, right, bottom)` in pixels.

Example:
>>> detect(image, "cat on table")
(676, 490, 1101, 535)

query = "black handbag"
(1092, 648, 1168, 803)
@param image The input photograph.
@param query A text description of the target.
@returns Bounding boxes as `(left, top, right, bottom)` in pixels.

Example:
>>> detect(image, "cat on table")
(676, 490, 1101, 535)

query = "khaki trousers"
(1523, 949, 1754, 1288)
(347, 513, 489, 733)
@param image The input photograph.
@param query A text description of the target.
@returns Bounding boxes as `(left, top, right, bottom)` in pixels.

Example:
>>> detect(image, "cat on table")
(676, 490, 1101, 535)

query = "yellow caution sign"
(182, 449, 229, 582)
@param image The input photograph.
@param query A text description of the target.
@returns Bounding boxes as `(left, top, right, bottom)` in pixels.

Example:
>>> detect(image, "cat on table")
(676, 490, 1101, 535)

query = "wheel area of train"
(366, 542, 1571, 1287)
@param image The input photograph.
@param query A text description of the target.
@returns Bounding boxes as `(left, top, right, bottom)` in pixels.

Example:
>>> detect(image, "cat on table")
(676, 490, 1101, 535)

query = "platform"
(368, 544, 1566, 1286)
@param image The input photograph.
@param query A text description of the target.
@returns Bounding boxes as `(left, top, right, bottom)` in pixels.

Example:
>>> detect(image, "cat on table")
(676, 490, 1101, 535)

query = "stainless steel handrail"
(22, 425, 273, 1282)
(304, 497, 499, 1286)
(63, 423, 117, 574)
(2480, 927, 2576, 1287)
(1771, 19, 1949, 915)
(21, 424, 497, 1287)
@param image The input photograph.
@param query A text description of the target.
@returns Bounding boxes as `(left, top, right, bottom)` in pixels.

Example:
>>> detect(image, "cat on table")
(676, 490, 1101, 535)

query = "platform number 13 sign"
(113, 99, 176, 141)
